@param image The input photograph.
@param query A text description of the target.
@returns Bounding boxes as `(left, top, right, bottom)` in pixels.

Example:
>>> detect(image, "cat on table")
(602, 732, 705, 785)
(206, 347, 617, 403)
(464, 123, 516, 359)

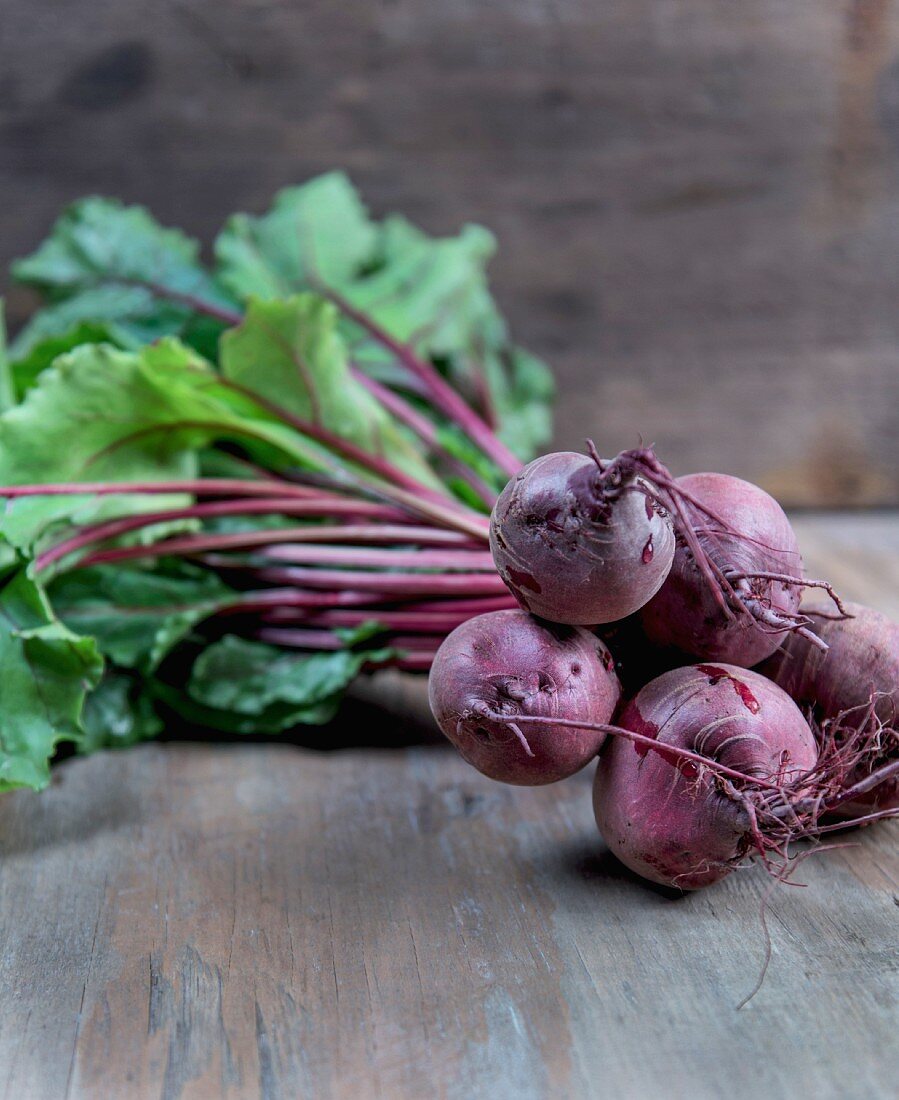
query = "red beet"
(761, 603, 899, 819)
(593, 664, 818, 889)
(639, 473, 814, 667)
(428, 609, 620, 785)
(489, 450, 676, 625)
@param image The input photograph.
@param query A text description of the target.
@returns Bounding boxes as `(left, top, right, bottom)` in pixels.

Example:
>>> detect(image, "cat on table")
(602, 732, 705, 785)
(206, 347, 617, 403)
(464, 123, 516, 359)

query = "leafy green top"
(0, 172, 554, 791)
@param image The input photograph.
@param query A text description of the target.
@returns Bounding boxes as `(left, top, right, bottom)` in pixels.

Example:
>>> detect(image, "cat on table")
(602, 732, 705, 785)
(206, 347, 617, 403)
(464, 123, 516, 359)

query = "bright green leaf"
(7, 321, 118, 401)
(79, 671, 163, 753)
(11, 197, 237, 356)
(0, 340, 336, 554)
(0, 570, 103, 791)
(220, 294, 440, 489)
(215, 172, 378, 301)
(50, 562, 234, 672)
(184, 634, 389, 732)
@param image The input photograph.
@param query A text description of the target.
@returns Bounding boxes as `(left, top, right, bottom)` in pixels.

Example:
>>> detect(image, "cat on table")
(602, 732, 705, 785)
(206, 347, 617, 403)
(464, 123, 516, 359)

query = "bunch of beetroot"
(429, 445, 899, 891)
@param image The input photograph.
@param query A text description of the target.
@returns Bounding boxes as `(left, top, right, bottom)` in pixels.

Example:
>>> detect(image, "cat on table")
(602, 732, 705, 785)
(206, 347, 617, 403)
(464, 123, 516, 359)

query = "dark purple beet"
(639, 472, 806, 667)
(489, 451, 675, 626)
(428, 609, 621, 785)
(761, 603, 899, 820)
(593, 664, 817, 889)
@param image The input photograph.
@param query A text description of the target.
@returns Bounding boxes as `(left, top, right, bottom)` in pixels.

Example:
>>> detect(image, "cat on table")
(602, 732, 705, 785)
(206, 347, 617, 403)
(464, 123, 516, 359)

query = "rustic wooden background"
(1, 1, 898, 505)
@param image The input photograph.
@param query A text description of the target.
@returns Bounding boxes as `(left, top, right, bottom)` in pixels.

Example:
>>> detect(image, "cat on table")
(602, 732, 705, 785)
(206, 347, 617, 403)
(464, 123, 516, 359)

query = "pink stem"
(36, 500, 418, 570)
(132, 281, 244, 327)
(217, 589, 515, 616)
(351, 369, 497, 507)
(255, 627, 443, 652)
(74, 524, 499, 569)
(258, 545, 495, 571)
(250, 566, 510, 596)
(0, 478, 321, 499)
(321, 285, 521, 476)
(256, 525, 480, 547)
(222, 588, 391, 612)
(261, 607, 491, 633)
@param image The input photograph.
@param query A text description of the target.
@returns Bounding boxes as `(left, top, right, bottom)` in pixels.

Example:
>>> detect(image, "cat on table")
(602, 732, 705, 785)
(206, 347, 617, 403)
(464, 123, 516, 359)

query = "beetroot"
(592, 665, 818, 889)
(428, 609, 620, 785)
(761, 603, 899, 819)
(489, 450, 676, 625)
(639, 473, 824, 667)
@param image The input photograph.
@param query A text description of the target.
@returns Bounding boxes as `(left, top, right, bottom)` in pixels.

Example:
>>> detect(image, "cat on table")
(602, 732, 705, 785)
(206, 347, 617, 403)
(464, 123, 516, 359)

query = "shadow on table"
(560, 837, 688, 901)
(155, 670, 444, 751)
(0, 765, 146, 858)
(159, 695, 444, 750)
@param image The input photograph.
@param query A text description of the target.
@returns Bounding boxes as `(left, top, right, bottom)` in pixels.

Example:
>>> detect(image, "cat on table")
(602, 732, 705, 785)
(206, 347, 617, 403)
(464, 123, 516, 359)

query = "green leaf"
(0, 570, 103, 791)
(0, 301, 13, 413)
(215, 172, 378, 301)
(0, 342, 197, 554)
(11, 197, 236, 356)
(0, 342, 208, 485)
(0, 542, 18, 581)
(79, 670, 162, 753)
(7, 321, 118, 401)
(215, 175, 554, 463)
(220, 294, 440, 489)
(346, 217, 497, 358)
(183, 634, 387, 733)
(50, 562, 234, 672)
(0, 340, 334, 554)
(481, 344, 555, 462)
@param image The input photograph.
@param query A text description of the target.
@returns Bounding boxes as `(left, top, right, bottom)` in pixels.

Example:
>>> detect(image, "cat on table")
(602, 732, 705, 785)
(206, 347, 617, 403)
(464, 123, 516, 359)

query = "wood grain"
(1, 3, 898, 505)
(0, 514, 896, 1099)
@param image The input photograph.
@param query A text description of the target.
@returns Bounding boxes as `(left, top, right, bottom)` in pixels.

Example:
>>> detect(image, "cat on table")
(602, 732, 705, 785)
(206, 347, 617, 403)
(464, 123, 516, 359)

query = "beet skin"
(761, 603, 899, 819)
(639, 473, 805, 667)
(593, 664, 817, 889)
(490, 451, 675, 626)
(428, 609, 621, 785)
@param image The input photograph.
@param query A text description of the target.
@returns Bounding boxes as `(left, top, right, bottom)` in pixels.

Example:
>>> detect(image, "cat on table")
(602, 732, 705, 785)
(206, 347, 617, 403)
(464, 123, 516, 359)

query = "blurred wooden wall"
(2, 1, 898, 506)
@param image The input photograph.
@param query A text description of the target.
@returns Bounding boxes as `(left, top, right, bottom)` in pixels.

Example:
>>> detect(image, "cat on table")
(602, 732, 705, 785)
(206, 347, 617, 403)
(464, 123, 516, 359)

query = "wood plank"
(0, 514, 895, 1099)
(1, 2, 898, 505)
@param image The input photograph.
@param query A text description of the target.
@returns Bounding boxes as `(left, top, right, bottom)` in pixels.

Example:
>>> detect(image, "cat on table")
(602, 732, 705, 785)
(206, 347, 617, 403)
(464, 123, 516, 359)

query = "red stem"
(223, 588, 392, 612)
(1, 476, 489, 541)
(256, 626, 443, 653)
(249, 566, 509, 596)
(260, 607, 496, 633)
(320, 285, 521, 476)
(35, 500, 418, 570)
(351, 369, 497, 507)
(134, 276, 519, 479)
(258, 545, 495, 571)
(134, 280, 244, 327)
(0, 478, 321, 499)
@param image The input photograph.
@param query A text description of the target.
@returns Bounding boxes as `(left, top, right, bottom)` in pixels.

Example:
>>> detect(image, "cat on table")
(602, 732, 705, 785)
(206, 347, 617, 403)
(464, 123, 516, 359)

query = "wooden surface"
(2, 2, 899, 505)
(0, 513, 896, 1100)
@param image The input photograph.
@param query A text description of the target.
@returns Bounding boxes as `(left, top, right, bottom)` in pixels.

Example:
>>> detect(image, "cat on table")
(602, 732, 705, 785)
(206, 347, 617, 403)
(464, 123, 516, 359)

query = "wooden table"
(1, 514, 897, 1100)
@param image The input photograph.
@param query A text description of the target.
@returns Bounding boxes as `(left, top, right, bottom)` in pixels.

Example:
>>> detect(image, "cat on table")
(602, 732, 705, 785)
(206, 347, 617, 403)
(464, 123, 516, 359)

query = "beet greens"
(0, 174, 554, 791)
